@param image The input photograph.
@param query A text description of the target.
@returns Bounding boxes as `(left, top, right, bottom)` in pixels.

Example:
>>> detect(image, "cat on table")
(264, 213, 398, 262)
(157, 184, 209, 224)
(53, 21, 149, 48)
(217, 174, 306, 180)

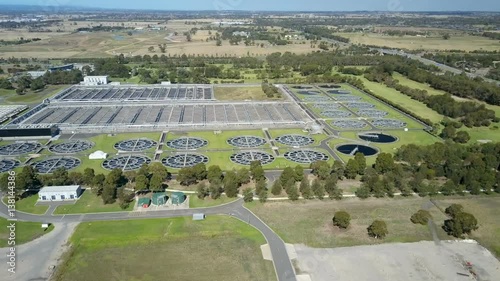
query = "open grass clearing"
(53, 190, 134, 215)
(215, 86, 281, 101)
(0, 85, 67, 104)
(2, 194, 49, 215)
(246, 197, 450, 248)
(339, 33, 500, 52)
(0, 217, 54, 247)
(53, 216, 276, 281)
(432, 196, 500, 258)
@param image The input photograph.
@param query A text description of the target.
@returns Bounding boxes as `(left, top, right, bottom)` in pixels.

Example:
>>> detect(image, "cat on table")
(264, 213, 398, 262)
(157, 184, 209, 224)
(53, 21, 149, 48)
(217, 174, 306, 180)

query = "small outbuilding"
(170, 192, 186, 205)
(152, 192, 168, 206)
(89, 150, 108, 160)
(137, 198, 151, 208)
(193, 213, 206, 221)
(38, 185, 82, 201)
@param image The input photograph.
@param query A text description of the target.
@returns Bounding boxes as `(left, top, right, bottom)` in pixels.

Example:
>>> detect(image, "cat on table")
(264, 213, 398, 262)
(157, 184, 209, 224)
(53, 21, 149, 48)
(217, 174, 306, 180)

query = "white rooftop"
(39, 185, 80, 193)
(0, 105, 28, 123)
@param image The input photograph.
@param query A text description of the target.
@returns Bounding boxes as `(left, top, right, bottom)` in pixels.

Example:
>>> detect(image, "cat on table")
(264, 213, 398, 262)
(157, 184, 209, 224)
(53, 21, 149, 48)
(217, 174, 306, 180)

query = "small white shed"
(193, 213, 206, 221)
(89, 150, 108, 160)
(39, 185, 82, 201)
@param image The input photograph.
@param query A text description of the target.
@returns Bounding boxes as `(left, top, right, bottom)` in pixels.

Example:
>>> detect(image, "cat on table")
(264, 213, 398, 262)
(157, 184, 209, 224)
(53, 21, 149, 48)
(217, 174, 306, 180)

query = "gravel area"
(294, 240, 500, 281)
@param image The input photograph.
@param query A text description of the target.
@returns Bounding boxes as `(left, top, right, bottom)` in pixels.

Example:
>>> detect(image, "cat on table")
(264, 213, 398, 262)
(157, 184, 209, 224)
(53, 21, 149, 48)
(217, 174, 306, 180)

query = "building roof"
(152, 192, 167, 205)
(40, 185, 80, 193)
(138, 198, 151, 205)
(171, 192, 186, 204)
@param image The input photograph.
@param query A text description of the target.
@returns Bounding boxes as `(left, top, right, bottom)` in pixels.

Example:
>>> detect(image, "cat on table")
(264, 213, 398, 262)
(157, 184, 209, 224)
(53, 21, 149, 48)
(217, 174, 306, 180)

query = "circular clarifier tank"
(336, 144, 378, 156)
(358, 133, 397, 144)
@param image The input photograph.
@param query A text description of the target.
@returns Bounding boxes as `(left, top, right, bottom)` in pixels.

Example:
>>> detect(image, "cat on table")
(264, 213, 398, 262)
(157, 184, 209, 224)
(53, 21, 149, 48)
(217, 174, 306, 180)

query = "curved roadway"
(0, 196, 296, 281)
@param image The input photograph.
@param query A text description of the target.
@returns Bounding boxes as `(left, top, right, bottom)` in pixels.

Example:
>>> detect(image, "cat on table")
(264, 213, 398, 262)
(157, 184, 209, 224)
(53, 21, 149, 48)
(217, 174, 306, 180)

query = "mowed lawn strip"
(2, 195, 49, 215)
(54, 216, 276, 281)
(0, 217, 54, 247)
(247, 198, 450, 248)
(53, 191, 134, 215)
(433, 197, 500, 258)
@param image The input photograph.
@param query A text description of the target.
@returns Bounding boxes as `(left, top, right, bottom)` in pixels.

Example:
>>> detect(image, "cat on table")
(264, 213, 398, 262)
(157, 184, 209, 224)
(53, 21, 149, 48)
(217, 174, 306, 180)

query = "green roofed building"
(152, 192, 168, 206)
(137, 198, 151, 208)
(171, 192, 186, 205)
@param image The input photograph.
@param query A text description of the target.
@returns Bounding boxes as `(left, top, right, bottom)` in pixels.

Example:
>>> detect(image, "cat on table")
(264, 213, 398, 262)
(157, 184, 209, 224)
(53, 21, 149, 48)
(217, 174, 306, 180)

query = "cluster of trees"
(443, 204, 478, 238)
(482, 32, 500, 40)
(14, 70, 83, 94)
(332, 211, 388, 239)
(75, 25, 127, 32)
(123, 163, 169, 193)
(302, 27, 350, 43)
(261, 81, 280, 98)
(93, 57, 130, 78)
(0, 37, 41, 46)
(364, 63, 498, 127)
(423, 52, 500, 69)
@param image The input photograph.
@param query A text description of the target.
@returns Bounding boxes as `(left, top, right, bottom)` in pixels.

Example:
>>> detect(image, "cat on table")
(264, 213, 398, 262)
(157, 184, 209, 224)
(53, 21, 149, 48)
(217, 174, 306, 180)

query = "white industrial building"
(38, 185, 82, 201)
(82, 76, 109, 86)
(89, 150, 108, 160)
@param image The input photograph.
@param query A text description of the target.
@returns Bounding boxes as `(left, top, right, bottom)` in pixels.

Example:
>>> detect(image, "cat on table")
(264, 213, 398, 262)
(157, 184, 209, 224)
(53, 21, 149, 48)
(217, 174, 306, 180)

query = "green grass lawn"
(188, 195, 238, 208)
(53, 191, 134, 214)
(166, 129, 267, 150)
(2, 195, 49, 215)
(353, 77, 445, 124)
(53, 216, 276, 281)
(0, 85, 68, 104)
(88, 132, 162, 154)
(329, 130, 441, 165)
(246, 197, 450, 248)
(0, 217, 55, 247)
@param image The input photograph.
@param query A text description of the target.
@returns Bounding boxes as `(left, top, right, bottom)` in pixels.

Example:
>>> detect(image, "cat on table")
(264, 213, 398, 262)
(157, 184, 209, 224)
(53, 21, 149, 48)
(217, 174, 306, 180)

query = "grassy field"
(215, 86, 281, 101)
(354, 77, 445, 123)
(53, 216, 276, 281)
(338, 33, 500, 52)
(247, 197, 450, 248)
(433, 197, 500, 257)
(53, 191, 134, 214)
(2, 195, 49, 215)
(0, 85, 67, 104)
(188, 195, 238, 208)
(0, 217, 54, 247)
(330, 130, 441, 164)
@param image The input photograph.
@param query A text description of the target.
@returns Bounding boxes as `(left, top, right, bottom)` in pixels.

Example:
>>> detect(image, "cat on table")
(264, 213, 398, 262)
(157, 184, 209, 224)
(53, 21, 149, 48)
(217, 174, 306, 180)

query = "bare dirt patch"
(294, 240, 500, 281)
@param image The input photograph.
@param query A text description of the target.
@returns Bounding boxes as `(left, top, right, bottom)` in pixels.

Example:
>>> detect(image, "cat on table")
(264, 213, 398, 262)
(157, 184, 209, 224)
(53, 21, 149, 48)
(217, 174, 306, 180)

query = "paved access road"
(0, 196, 296, 281)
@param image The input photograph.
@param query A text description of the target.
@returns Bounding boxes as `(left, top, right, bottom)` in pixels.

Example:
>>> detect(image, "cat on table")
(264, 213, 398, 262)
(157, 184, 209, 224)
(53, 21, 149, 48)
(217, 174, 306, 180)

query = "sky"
(4, 0, 500, 11)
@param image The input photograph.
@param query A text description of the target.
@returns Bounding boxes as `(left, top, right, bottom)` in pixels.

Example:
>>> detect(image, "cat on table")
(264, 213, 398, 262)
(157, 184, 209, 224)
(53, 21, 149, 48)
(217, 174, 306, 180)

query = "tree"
(333, 211, 351, 229)
(294, 165, 304, 182)
(299, 176, 313, 199)
(355, 185, 371, 199)
(250, 161, 265, 182)
(117, 188, 134, 209)
(286, 180, 299, 201)
(374, 153, 395, 174)
(311, 178, 325, 200)
(454, 131, 470, 144)
(410, 210, 432, 225)
(440, 125, 456, 140)
(442, 33, 451, 40)
(216, 38, 222, 46)
(344, 159, 359, 179)
(68, 172, 84, 185)
(310, 161, 331, 180)
(137, 163, 149, 178)
(331, 160, 345, 180)
(271, 180, 283, 196)
(51, 167, 69, 186)
(105, 169, 124, 187)
(91, 174, 105, 195)
(192, 163, 207, 181)
(207, 165, 223, 183)
(135, 175, 149, 192)
(123, 170, 137, 184)
(324, 175, 338, 199)
(258, 189, 268, 203)
(444, 212, 478, 238)
(445, 204, 464, 218)
(101, 183, 117, 204)
(177, 167, 197, 186)
(83, 168, 95, 185)
(280, 167, 296, 186)
(236, 168, 251, 185)
(209, 180, 222, 199)
(16, 166, 40, 192)
(367, 220, 388, 239)
(224, 179, 239, 198)
(354, 152, 367, 175)
(148, 46, 155, 52)
(149, 174, 164, 192)
(255, 179, 267, 194)
(149, 162, 168, 180)
(196, 182, 209, 199)
(243, 188, 254, 202)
